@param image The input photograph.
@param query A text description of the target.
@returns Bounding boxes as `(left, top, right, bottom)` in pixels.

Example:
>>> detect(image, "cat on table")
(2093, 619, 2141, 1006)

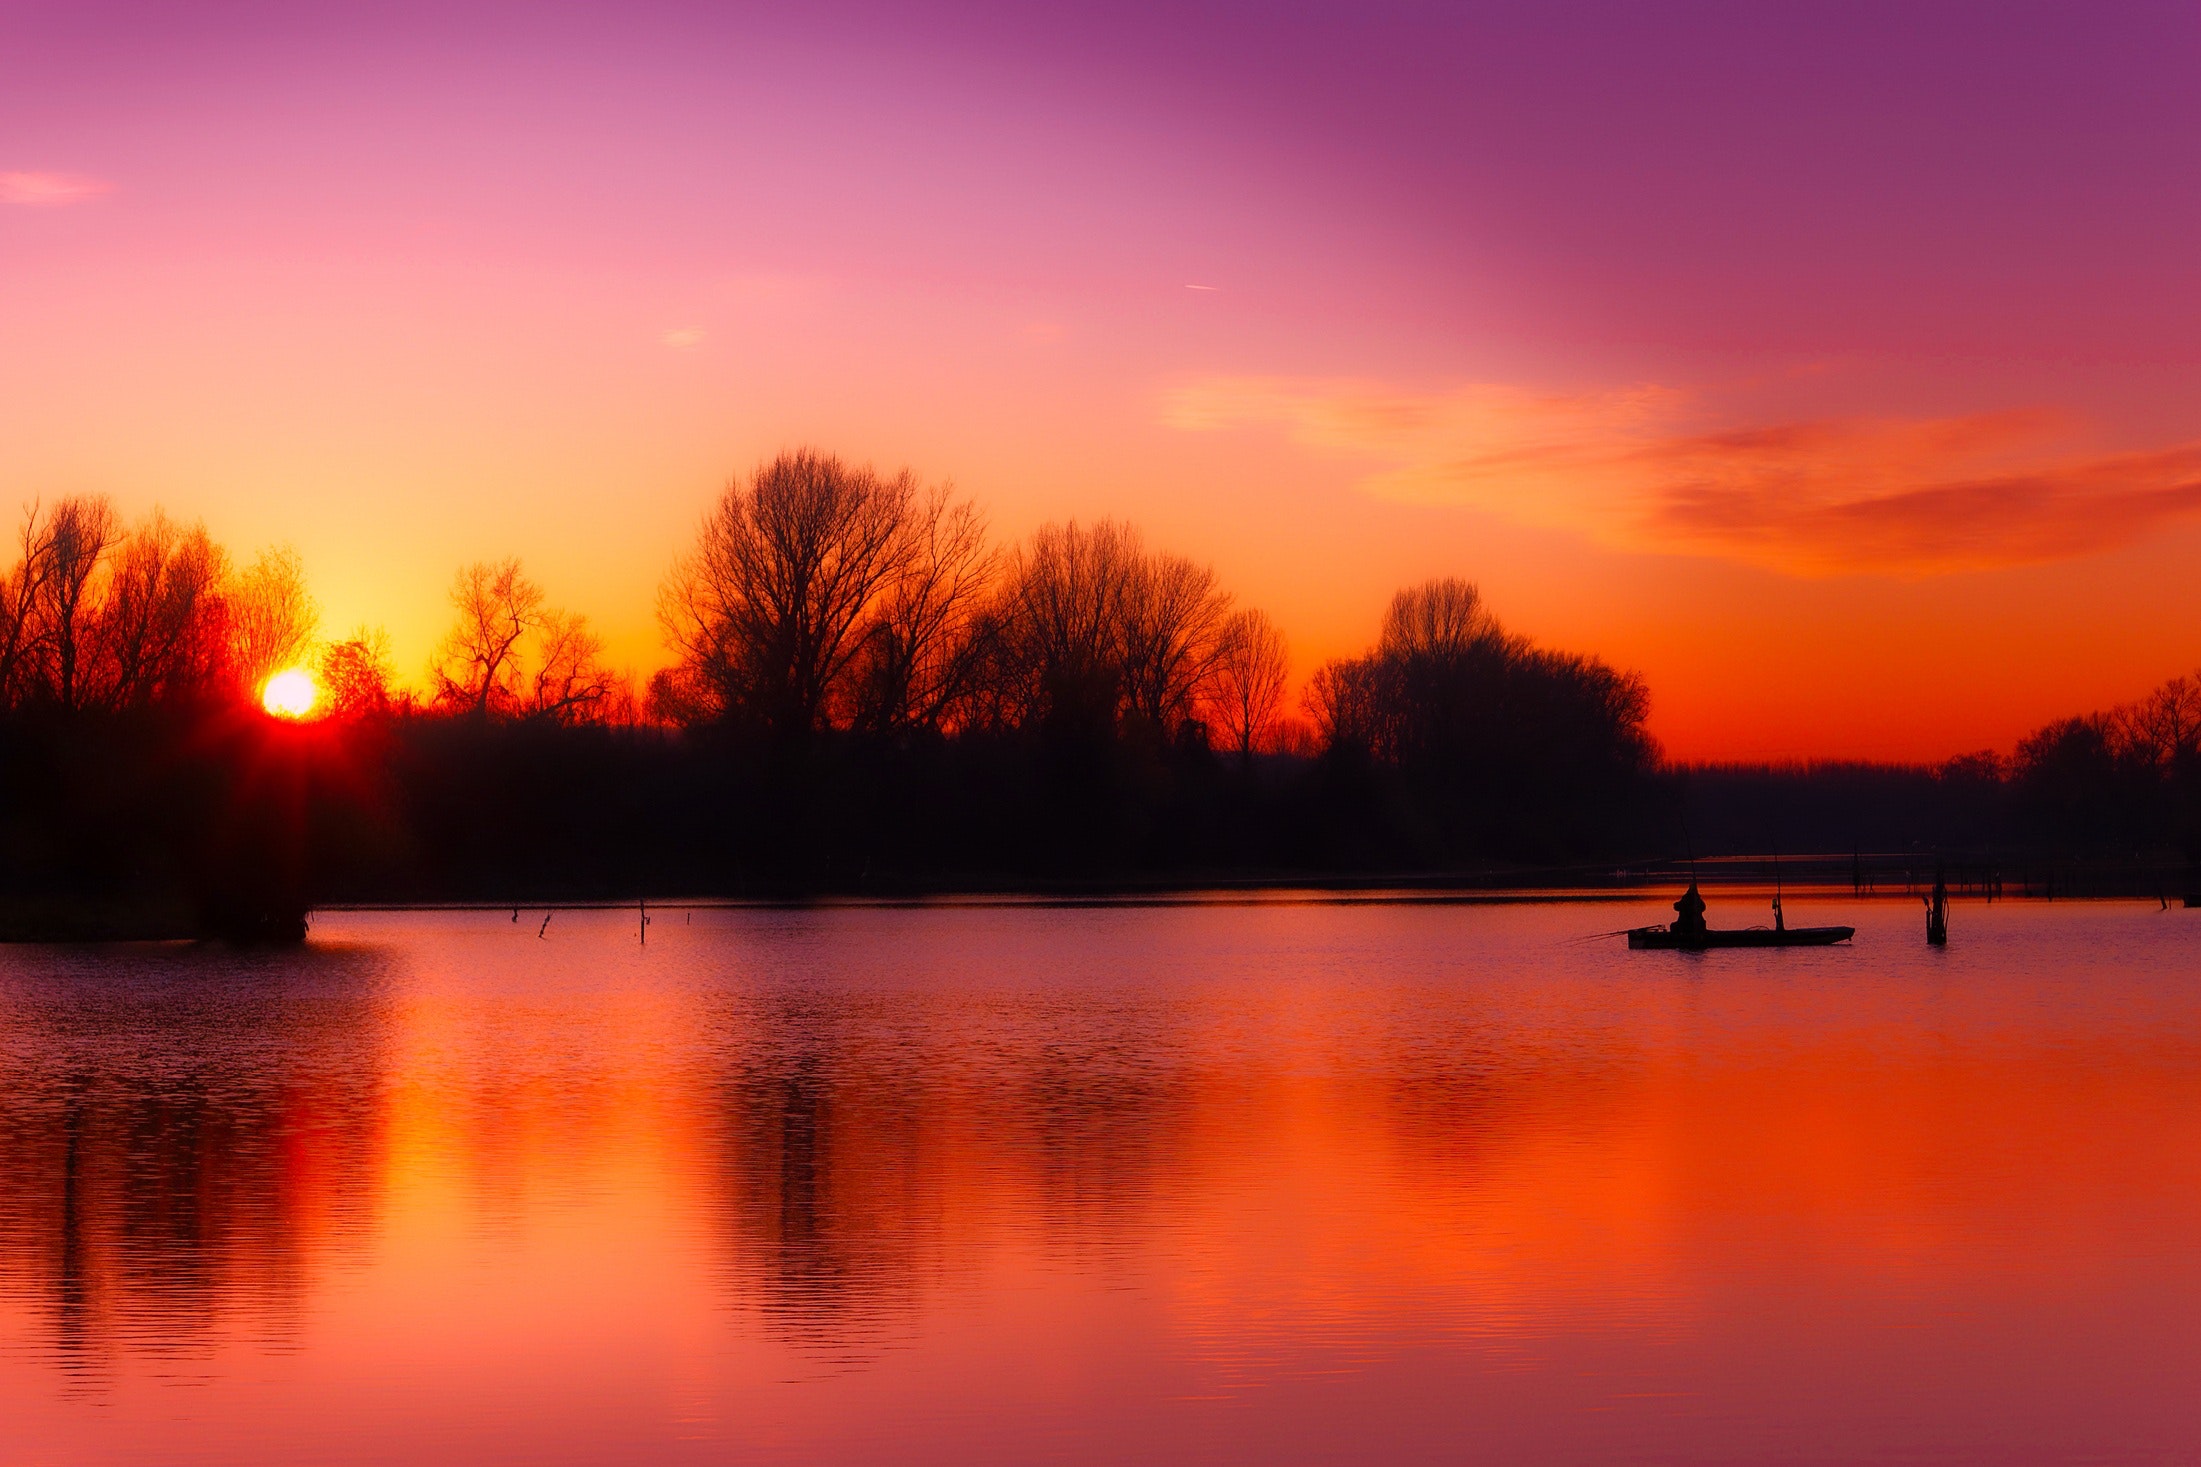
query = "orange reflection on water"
(2, 900, 2199, 1463)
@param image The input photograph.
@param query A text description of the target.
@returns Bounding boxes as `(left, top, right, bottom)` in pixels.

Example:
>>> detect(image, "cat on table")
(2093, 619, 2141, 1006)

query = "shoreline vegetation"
(2, 448, 2198, 940)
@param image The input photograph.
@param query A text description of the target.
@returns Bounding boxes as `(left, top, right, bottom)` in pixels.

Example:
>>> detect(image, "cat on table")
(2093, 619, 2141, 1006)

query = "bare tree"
(1120, 552, 1232, 735)
(434, 559, 543, 716)
(526, 608, 618, 725)
(1303, 656, 1387, 754)
(0, 502, 60, 707)
(90, 511, 228, 709)
(646, 663, 716, 728)
(229, 545, 319, 697)
(2119, 673, 2201, 770)
(659, 449, 918, 738)
(1307, 574, 1656, 852)
(1372, 578, 1525, 765)
(321, 627, 397, 717)
(850, 485, 996, 734)
(432, 559, 616, 724)
(30, 495, 121, 711)
(1210, 608, 1289, 762)
(989, 519, 1144, 732)
(0, 500, 249, 712)
(1378, 577, 1508, 665)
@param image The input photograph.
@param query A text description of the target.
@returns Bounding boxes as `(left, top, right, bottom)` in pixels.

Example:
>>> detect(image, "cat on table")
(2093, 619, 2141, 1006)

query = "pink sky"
(5, 1, 2201, 758)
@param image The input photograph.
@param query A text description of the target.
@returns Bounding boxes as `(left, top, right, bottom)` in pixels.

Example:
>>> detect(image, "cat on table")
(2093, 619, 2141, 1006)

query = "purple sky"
(6, 0, 2201, 755)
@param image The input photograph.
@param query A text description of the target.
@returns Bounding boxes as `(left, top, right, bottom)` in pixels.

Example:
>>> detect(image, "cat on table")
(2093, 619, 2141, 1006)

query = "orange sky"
(7, 3, 2201, 760)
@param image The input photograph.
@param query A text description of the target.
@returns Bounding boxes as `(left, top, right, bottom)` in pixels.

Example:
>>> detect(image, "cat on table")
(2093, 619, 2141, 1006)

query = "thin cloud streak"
(1167, 378, 2201, 576)
(0, 171, 111, 206)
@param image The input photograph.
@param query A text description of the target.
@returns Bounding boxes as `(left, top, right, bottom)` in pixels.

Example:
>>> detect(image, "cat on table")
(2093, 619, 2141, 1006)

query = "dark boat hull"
(1628, 925, 1854, 950)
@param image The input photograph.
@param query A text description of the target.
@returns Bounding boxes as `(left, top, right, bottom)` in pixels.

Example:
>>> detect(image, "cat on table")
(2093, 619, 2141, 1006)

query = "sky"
(5, 0, 2201, 759)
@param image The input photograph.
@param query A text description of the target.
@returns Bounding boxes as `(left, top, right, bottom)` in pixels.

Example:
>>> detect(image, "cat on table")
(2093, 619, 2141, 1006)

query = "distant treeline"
(0, 448, 2193, 921)
(1682, 667, 2201, 861)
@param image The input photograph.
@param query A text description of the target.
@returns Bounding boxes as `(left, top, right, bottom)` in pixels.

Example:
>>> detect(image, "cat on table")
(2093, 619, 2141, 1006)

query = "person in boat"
(1673, 881, 1708, 944)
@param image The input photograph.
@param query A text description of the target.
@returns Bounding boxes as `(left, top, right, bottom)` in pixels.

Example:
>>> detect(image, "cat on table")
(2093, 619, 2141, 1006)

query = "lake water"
(2, 897, 2198, 1465)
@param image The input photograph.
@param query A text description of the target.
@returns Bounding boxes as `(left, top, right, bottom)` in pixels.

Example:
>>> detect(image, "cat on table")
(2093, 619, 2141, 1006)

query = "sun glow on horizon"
(262, 668, 319, 720)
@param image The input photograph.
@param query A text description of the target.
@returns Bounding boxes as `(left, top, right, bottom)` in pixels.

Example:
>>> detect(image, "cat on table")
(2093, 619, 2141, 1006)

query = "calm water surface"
(3, 898, 2198, 1464)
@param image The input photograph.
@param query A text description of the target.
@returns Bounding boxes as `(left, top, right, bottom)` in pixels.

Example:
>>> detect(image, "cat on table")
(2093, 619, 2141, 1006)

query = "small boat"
(1630, 878, 1855, 950)
(1628, 923, 1855, 949)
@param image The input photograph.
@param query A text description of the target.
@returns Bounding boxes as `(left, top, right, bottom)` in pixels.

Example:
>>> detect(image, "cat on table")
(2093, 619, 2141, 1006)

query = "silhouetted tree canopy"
(1212, 608, 1289, 764)
(0, 496, 260, 713)
(229, 545, 319, 700)
(2006, 668, 2201, 857)
(433, 559, 619, 724)
(4, 460, 2195, 933)
(321, 628, 398, 719)
(657, 449, 929, 740)
(1301, 578, 1656, 858)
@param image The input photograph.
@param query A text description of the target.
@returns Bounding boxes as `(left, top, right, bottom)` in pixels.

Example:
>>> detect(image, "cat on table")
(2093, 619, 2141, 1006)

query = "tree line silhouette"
(1678, 672, 2201, 867)
(366, 449, 1659, 897)
(0, 447, 2194, 932)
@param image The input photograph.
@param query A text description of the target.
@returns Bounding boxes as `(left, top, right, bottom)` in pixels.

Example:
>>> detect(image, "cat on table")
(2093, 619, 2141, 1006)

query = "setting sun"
(261, 668, 318, 719)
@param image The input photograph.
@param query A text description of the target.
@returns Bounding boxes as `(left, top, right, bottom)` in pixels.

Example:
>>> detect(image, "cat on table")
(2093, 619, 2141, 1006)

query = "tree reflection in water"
(712, 1030, 934, 1357)
(8, 905, 2196, 1467)
(700, 963, 1212, 1361)
(0, 944, 393, 1385)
